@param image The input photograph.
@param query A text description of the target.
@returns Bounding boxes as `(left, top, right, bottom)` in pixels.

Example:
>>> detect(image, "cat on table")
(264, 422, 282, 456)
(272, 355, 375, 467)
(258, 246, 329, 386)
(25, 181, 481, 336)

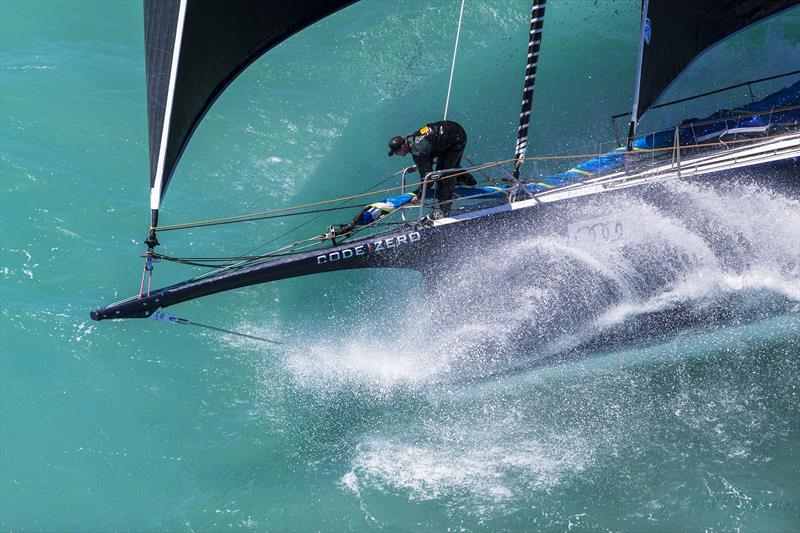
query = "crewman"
(387, 120, 475, 218)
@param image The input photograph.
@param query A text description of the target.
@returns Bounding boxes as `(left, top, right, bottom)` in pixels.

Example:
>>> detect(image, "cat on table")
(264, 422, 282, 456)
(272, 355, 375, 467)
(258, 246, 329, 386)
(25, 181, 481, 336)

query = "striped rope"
(514, 0, 546, 169)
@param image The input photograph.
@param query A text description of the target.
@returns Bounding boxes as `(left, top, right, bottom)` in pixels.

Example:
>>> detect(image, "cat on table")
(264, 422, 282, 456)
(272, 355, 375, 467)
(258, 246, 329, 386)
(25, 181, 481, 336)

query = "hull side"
(90, 155, 798, 320)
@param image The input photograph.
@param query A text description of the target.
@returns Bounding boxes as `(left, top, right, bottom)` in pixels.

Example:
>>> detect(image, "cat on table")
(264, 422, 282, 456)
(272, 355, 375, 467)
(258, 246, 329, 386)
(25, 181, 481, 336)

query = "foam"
(342, 425, 592, 505)
(272, 180, 799, 391)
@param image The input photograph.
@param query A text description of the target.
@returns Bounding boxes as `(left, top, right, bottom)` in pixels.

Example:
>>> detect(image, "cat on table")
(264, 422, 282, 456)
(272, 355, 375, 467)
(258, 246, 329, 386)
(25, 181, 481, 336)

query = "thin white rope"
(443, 0, 466, 121)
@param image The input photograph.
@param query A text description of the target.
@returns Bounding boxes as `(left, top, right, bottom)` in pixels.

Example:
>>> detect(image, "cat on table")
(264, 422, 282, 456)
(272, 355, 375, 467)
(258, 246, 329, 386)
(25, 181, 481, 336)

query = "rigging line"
(150, 311, 283, 345)
(344, 131, 797, 224)
(527, 128, 799, 162)
(185, 171, 410, 280)
(155, 257, 243, 269)
(183, 240, 330, 273)
(154, 172, 417, 233)
(647, 103, 800, 136)
(372, 221, 408, 227)
(175, 104, 797, 234)
(158, 202, 371, 232)
(149, 171, 410, 280)
(225, 171, 403, 254)
(160, 178, 510, 267)
(531, 102, 800, 158)
(236, 168, 405, 256)
(155, 130, 798, 270)
(174, 126, 792, 234)
(443, 0, 466, 121)
(610, 69, 800, 120)
(183, 238, 328, 280)
(155, 119, 798, 234)
(155, 253, 294, 262)
(151, 173, 464, 233)
(464, 155, 499, 183)
(163, 182, 513, 267)
(465, 155, 515, 185)
(154, 190, 397, 232)
(182, 218, 353, 281)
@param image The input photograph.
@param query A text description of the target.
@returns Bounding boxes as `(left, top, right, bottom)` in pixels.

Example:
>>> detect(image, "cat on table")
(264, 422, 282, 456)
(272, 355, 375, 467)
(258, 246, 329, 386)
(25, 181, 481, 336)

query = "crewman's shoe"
(420, 208, 444, 225)
(456, 173, 477, 187)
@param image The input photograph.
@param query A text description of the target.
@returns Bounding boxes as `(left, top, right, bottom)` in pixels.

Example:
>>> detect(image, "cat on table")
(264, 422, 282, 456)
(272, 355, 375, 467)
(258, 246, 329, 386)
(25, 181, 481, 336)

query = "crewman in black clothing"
(387, 120, 475, 218)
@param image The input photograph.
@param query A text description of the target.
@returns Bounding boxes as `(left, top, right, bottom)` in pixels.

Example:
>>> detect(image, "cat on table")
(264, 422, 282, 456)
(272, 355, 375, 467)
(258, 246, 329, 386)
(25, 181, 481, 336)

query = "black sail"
(633, 0, 799, 123)
(143, 0, 356, 218)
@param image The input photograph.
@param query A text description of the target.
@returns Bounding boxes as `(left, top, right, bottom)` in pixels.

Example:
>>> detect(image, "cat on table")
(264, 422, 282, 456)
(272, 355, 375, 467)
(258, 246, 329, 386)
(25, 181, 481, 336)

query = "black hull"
(90, 156, 798, 321)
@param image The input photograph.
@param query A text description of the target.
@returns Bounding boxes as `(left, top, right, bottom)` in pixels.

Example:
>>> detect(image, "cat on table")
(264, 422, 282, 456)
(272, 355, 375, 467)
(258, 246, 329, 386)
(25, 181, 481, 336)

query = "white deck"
(433, 132, 800, 228)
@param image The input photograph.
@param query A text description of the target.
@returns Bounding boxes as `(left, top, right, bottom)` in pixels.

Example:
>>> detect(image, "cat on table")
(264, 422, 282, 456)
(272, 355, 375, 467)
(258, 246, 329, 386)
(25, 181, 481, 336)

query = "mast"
(626, 0, 649, 151)
(513, 0, 546, 181)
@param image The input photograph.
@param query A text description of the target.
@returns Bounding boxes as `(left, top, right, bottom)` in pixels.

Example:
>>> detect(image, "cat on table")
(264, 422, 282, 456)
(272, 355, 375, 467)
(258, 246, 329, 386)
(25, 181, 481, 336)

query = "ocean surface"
(2, 1, 799, 531)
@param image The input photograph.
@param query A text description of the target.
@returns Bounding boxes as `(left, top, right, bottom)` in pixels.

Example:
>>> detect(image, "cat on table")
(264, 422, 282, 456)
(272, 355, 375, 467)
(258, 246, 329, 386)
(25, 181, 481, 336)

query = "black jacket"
(406, 120, 467, 179)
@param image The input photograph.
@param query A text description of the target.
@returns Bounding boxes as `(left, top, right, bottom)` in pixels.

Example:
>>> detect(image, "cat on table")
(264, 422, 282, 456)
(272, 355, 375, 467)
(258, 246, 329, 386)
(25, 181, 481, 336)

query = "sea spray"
(236, 179, 800, 526)
(338, 316, 799, 528)
(278, 179, 799, 390)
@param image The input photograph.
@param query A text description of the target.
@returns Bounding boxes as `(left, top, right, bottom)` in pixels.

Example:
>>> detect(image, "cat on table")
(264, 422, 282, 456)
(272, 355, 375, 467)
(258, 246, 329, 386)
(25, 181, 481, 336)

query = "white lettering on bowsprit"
(316, 231, 420, 264)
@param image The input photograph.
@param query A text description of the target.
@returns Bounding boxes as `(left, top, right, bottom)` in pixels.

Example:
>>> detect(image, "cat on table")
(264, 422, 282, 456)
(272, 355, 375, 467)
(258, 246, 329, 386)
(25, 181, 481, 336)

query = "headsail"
(143, 0, 357, 243)
(627, 0, 799, 145)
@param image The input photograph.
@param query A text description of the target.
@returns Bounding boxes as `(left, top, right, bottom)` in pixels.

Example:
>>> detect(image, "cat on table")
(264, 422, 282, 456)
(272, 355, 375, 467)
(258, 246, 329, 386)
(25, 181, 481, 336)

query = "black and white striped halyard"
(513, 0, 546, 179)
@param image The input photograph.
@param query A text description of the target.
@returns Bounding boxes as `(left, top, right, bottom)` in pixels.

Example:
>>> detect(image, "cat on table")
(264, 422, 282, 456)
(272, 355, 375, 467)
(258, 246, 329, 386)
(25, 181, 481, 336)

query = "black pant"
(434, 138, 466, 215)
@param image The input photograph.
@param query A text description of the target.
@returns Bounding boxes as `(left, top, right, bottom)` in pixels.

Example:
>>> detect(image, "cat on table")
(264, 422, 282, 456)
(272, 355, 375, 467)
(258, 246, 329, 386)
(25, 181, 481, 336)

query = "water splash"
(285, 180, 799, 389)
(337, 314, 799, 525)
(242, 179, 800, 527)
(342, 418, 592, 503)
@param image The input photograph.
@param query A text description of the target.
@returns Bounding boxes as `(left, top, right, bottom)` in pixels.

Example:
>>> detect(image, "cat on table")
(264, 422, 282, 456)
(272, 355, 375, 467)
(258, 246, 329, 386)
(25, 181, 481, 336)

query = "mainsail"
(143, 0, 356, 244)
(627, 0, 800, 146)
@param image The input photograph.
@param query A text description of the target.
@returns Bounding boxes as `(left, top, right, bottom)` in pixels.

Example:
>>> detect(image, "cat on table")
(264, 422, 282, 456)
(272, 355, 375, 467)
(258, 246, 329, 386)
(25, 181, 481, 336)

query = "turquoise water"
(2, 1, 799, 530)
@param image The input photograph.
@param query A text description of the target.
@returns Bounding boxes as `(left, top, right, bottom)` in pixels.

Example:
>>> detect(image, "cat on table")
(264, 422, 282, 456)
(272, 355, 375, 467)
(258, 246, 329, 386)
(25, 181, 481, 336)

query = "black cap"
(387, 135, 405, 156)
